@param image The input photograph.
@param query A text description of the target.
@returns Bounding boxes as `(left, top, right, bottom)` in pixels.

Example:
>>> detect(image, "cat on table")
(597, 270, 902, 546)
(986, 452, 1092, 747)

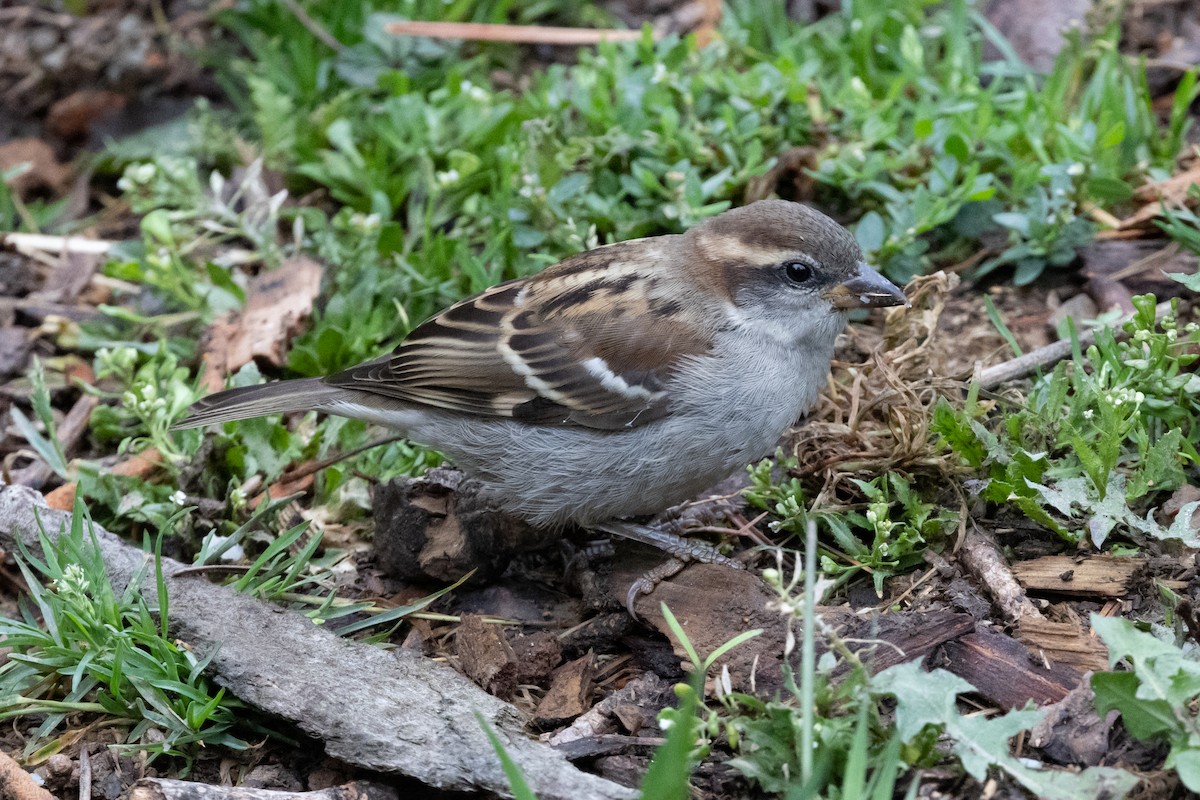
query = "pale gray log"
(0, 485, 635, 800)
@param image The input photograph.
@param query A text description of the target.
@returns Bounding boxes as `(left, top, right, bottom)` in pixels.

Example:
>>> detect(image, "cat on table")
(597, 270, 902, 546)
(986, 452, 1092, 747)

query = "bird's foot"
(594, 520, 745, 618)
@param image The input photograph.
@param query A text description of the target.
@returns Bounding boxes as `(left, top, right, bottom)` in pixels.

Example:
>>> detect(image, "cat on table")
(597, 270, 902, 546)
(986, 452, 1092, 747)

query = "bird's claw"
(625, 556, 687, 619)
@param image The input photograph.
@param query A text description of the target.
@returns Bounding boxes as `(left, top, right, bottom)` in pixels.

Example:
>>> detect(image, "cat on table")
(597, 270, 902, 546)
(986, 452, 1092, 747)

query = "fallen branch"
(976, 304, 1166, 390)
(957, 526, 1040, 624)
(0, 486, 634, 800)
(383, 20, 643, 45)
(128, 779, 396, 800)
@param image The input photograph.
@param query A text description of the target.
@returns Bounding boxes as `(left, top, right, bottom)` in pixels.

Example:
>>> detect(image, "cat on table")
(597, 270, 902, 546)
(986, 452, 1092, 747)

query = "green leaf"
(1171, 748, 1200, 793)
(871, 662, 973, 741)
(993, 212, 1031, 235)
(855, 211, 886, 253)
(639, 684, 699, 800)
(1091, 671, 1178, 740)
(1085, 176, 1133, 203)
(1127, 428, 1185, 500)
(1166, 272, 1200, 292)
(943, 132, 970, 164)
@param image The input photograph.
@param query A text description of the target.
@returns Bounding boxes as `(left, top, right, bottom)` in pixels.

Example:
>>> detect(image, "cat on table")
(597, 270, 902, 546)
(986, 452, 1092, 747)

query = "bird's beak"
(823, 262, 908, 309)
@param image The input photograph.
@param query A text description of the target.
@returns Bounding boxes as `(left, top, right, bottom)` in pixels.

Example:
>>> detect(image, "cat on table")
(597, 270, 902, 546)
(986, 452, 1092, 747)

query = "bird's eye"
(784, 260, 814, 284)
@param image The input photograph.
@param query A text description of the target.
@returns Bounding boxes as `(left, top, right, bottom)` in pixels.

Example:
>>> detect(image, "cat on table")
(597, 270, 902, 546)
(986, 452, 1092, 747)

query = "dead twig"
(383, 20, 643, 45)
(276, 0, 343, 51)
(976, 303, 1167, 390)
(958, 525, 1040, 624)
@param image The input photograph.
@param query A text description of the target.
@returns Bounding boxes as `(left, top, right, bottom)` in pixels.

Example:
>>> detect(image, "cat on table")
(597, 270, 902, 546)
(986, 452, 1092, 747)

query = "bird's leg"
(593, 519, 746, 617)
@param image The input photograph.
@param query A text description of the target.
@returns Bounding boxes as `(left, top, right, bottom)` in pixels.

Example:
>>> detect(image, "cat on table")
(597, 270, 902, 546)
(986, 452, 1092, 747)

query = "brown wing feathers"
(321, 252, 698, 429)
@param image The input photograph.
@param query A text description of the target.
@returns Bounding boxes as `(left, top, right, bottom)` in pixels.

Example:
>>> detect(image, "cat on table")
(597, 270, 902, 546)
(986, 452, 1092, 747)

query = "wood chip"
(199, 257, 323, 392)
(1011, 555, 1144, 598)
(1017, 614, 1109, 674)
(456, 613, 518, 699)
(939, 629, 1080, 709)
(535, 652, 596, 728)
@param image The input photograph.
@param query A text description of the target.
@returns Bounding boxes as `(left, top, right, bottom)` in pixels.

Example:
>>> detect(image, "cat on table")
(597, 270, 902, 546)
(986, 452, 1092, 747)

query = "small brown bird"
(178, 200, 906, 602)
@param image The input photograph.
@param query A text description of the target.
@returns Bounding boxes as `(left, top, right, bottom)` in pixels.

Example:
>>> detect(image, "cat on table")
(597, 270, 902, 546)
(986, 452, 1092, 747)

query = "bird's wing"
(322, 253, 708, 430)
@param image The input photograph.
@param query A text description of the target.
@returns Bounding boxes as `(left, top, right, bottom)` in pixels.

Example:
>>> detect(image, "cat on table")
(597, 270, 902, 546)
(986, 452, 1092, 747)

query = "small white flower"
(171, 490, 187, 506)
(1067, 163, 1084, 176)
(659, 718, 673, 731)
(1083, 409, 1094, 419)
(435, 169, 461, 188)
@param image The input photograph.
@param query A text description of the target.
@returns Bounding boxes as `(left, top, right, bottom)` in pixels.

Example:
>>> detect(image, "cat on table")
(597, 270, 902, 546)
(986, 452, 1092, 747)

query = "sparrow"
(177, 200, 906, 596)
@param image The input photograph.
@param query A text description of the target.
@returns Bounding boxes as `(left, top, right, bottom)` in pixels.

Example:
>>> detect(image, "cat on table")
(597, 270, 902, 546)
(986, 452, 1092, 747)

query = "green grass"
(0, 501, 254, 764)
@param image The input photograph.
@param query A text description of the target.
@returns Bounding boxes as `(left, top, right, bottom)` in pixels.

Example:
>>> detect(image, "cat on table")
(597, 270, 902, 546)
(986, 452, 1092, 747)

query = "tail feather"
(174, 378, 343, 429)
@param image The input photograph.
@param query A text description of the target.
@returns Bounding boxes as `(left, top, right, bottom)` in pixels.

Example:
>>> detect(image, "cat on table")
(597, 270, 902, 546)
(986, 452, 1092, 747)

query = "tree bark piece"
(373, 469, 547, 582)
(610, 559, 975, 695)
(0, 485, 634, 800)
(535, 653, 596, 728)
(939, 629, 1080, 709)
(456, 613, 518, 699)
(128, 779, 397, 800)
(1011, 554, 1144, 598)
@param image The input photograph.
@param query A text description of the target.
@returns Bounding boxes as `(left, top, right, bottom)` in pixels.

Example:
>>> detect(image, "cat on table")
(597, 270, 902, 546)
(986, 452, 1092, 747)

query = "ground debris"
(373, 468, 549, 583)
(1028, 681, 1116, 767)
(1011, 554, 1144, 598)
(535, 652, 596, 728)
(198, 257, 324, 392)
(610, 559, 975, 696)
(456, 612, 519, 699)
(938, 629, 1079, 709)
(790, 271, 967, 485)
(550, 672, 673, 747)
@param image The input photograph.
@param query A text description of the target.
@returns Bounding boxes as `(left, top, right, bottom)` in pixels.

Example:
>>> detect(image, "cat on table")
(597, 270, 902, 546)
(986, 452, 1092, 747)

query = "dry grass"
(787, 272, 977, 504)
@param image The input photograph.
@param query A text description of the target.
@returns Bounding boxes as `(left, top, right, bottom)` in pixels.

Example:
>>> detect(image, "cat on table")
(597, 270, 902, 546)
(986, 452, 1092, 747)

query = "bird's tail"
(173, 378, 344, 429)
